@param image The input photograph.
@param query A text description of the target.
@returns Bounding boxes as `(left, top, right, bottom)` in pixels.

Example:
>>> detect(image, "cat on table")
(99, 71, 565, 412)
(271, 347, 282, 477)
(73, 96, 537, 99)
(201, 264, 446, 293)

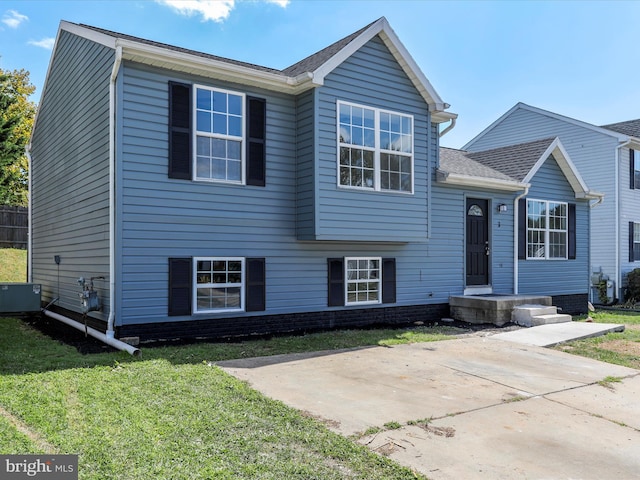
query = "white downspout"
(614, 140, 630, 302)
(26, 148, 33, 283)
(513, 186, 530, 294)
(438, 117, 456, 138)
(107, 45, 122, 338)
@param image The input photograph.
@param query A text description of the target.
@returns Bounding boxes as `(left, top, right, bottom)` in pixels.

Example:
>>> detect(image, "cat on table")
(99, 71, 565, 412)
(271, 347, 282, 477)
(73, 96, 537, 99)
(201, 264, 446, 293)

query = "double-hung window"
(526, 200, 567, 259)
(194, 257, 244, 313)
(195, 86, 244, 183)
(338, 101, 413, 193)
(345, 257, 381, 305)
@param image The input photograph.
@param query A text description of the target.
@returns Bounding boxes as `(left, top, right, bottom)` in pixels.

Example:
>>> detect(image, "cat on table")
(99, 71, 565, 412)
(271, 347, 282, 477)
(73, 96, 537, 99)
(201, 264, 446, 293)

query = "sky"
(0, 0, 638, 148)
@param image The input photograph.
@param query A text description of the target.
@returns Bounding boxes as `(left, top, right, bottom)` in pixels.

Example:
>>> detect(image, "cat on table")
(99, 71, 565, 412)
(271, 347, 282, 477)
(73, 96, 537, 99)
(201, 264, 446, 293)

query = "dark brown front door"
(466, 198, 489, 286)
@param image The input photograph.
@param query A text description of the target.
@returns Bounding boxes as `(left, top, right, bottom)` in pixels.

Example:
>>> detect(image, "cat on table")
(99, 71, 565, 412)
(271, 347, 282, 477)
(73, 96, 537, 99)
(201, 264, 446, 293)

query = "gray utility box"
(0, 283, 42, 313)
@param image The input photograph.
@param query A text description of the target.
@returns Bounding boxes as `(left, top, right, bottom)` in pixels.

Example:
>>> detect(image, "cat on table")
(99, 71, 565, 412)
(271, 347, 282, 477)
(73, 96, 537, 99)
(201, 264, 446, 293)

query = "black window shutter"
(632, 150, 637, 190)
(328, 258, 344, 306)
(630, 222, 636, 262)
(246, 96, 266, 186)
(168, 82, 192, 180)
(382, 258, 396, 304)
(568, 203, 576, 260)
(246, 258, 266, 312)
(518, 198, 527, 260)
(168, 258, 192, 316)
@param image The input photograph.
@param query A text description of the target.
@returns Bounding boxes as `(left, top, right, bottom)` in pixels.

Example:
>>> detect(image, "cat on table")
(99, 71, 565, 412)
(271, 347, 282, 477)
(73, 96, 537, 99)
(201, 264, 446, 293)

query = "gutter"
(107, 44, 122, 338)
(513, 186, 530, 294)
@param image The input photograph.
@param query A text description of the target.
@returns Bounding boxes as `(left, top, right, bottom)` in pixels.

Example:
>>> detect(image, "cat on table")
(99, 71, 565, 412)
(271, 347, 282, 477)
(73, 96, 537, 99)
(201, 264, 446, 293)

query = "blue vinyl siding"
(30, 30, 113, 319)
(466, 106, 617, 290)
(308, 36, 430, 242)
(115, 41, 447, 326)
(518, 156, 590, 295)
(430, 183, 515, 294)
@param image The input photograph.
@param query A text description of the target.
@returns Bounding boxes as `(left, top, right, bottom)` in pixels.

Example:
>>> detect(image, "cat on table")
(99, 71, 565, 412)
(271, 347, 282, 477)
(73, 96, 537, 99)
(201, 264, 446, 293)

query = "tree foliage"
(0, 68, 36, 206)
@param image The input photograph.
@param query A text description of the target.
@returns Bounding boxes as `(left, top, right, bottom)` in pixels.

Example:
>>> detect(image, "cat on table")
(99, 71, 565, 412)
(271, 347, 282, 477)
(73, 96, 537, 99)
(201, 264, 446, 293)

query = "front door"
(466, 198, 489, 286)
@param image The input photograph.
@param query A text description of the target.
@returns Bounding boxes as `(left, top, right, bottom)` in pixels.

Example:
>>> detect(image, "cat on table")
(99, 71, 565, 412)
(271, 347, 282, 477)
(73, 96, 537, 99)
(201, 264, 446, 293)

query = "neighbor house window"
(338, 102, 413, 193)
(632, 222, 640, 261)
(527, 200, 567, 259)
(194, 257, 244, 313)
(345, 257, 381, 305)
(195, 86, 244, 183)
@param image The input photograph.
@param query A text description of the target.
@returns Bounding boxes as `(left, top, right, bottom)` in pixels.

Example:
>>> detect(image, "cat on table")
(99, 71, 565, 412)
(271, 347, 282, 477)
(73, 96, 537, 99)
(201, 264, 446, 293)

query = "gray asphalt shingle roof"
(439, 147, 515, 182)
(80, 19, 378, 78)
(440, 137, 557, 183)
(601, 119, 640, 138)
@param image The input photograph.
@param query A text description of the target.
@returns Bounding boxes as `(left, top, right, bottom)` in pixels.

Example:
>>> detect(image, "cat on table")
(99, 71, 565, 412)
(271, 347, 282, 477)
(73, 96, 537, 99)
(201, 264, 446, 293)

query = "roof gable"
(58, 18, 452, 116)
(463, 102, 629, 150)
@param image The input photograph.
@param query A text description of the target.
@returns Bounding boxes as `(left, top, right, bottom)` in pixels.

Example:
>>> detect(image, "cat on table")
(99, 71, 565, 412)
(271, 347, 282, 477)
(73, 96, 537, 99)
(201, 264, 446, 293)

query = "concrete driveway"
(218, 335, 640, 479)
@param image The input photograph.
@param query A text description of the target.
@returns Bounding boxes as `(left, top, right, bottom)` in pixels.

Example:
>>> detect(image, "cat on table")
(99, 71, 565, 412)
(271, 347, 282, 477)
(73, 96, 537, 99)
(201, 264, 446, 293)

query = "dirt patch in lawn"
(597, 339, 640, 357)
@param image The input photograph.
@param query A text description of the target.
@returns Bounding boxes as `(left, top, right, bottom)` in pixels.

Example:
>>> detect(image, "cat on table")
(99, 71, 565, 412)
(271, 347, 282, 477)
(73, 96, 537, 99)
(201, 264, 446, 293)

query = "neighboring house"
(28, 19, 597, 342)
(436, 137, 601, 313)
(464, 103, 640, 303)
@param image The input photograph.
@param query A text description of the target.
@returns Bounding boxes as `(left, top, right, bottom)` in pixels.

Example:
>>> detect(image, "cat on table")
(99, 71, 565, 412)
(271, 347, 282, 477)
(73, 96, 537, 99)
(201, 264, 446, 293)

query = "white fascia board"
(60, 21, 117, 48)
(311, 17, 448, 112)
(576, 190, 605, 200)
(118, 40, 305, 93)
(437, 170, 528, 192)
(432, 111, 458, 124)
(522, 137, 592, 197)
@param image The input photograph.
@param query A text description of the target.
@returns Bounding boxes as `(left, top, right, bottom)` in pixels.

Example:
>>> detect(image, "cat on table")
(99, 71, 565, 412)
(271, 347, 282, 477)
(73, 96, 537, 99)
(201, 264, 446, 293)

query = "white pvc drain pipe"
(43, 309, 140, 356)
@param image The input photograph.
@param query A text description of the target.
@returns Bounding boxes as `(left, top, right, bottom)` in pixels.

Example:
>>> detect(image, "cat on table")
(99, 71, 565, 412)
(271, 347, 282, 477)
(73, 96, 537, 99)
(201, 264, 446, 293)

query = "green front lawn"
(0, 317, 441, 479)
(554, 310, 640, 370)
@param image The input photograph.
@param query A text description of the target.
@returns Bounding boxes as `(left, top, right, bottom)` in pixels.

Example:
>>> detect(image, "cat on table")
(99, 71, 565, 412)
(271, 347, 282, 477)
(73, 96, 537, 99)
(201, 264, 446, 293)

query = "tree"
(0, 68, 36, 206)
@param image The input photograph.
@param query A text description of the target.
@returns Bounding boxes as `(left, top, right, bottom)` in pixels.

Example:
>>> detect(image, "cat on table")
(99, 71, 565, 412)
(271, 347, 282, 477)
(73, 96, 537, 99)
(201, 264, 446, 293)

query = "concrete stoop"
(512, 304, 572, 327)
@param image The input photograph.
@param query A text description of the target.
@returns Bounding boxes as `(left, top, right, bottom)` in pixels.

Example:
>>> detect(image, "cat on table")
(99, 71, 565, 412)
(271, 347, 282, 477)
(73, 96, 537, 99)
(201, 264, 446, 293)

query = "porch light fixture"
(497, 204, 508, 213)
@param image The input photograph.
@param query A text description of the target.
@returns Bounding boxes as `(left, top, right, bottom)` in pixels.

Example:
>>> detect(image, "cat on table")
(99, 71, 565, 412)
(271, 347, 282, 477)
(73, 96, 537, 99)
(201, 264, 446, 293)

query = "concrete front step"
(525, 314, 573, 327)
(512, 304, 572, 327)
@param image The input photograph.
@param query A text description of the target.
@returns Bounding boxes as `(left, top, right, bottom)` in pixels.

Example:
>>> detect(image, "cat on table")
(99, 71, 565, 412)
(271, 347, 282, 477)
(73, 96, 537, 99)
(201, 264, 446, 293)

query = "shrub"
(625, 268, 640, 302)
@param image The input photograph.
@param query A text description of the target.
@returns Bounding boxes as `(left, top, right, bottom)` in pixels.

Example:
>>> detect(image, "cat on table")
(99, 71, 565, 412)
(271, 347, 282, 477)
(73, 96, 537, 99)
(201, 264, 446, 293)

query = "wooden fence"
(0, 206, 28, 249)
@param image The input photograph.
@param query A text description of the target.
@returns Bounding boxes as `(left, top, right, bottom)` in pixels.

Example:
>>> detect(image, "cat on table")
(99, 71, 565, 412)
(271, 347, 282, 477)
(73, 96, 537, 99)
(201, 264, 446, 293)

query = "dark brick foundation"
(551, 294, 588, 316)
(116, 303, 450, 342)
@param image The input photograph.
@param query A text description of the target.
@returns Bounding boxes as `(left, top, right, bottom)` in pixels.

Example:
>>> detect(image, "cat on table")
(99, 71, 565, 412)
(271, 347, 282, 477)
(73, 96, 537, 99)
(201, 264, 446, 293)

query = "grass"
(0, 316, 430, 479)
(0, 248, 27, 282)
(554, 309, 640, 370)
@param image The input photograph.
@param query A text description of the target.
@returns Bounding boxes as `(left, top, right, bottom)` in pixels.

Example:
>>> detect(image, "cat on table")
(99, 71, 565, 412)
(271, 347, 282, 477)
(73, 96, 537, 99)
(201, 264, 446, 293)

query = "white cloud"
(156, 0, 288, 22)
(28, 38, 55, 50)
(156, 0, 236, 22)
(2, 9, 28, 29)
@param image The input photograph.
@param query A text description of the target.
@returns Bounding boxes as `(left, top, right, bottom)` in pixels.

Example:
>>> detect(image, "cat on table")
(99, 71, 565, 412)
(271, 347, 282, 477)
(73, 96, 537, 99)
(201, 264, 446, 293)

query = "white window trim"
(526, 199, 568, 260)
(344, 256, 382, 306)
(193, 257, 245, 314)
(336, 100, 414, 194)
(193, 84, 246, 185)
